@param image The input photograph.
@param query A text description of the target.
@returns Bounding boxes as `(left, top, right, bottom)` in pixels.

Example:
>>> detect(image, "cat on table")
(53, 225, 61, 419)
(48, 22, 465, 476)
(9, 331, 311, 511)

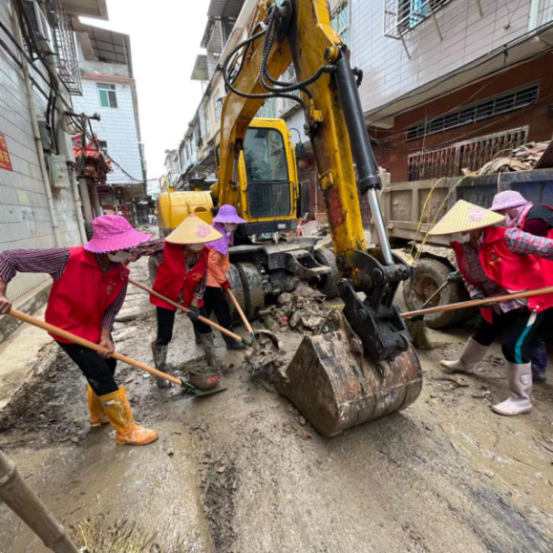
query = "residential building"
(73, 23, 147, 224)
(352, 0, 553, 183)
(0, 0, 107, 337)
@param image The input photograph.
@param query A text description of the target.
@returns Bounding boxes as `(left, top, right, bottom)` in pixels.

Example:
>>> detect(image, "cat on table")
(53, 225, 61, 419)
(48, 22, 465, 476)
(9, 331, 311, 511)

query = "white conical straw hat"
(429, 200, 505, 235)
(166, 214, 223, 245)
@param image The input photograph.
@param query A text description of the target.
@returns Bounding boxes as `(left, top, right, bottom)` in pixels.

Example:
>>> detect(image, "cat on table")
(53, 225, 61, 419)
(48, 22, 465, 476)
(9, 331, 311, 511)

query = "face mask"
(224, 223, 237, 232)
(107, 251, 130, 263)
(189, 244, 204, 252)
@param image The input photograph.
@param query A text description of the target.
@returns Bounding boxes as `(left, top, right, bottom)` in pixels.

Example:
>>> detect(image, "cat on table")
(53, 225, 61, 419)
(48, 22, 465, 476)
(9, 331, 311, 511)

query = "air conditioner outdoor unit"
(22, 0, 54, 54)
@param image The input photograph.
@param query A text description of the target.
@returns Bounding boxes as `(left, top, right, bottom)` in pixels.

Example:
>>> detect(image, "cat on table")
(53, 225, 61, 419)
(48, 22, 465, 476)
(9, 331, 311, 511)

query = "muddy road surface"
(1, 258, 553, 552)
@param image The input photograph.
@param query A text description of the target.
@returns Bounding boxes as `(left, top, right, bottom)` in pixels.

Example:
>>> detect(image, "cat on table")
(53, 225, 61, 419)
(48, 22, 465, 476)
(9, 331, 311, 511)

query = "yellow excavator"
(156, 116, 339, 319)
(215, 0, 422, 437)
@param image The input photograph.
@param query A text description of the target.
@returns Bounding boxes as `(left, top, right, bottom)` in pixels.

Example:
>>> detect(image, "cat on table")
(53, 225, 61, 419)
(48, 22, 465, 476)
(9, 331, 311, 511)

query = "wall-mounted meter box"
(49, 155, 70, 189)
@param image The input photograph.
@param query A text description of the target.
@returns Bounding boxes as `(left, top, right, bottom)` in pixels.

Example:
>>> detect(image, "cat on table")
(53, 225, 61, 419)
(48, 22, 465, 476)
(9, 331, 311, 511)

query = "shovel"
(7, 308, 226, 397)
(129, 278, 252, 347)
(225, 288, 280, 350)
(402, 285, 553, 320)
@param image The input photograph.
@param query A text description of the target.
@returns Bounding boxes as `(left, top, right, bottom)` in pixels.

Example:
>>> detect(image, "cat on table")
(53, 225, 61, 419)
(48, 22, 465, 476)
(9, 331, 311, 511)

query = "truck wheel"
(226, 264, 247, 323)
(313, 248, 339, 299)
(148, 254, 163, 286)
(236, 262, 265, 320)
(403, 258, 461, 330)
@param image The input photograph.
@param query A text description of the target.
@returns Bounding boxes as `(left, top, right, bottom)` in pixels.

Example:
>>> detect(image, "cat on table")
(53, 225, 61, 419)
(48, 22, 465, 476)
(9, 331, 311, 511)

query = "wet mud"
(1, 258, 553, 552)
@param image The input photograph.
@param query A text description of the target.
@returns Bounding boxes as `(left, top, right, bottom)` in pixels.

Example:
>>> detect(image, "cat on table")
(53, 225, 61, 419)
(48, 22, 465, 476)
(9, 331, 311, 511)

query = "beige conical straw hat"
(429, 200, 505, 236)
(166, 213, 223, 245)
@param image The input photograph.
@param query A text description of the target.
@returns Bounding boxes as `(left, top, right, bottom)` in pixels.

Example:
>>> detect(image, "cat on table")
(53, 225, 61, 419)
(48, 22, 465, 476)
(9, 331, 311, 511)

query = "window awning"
(365, 22, 553, 128)
(207, 0, 245, 19)
(60, 0, 108, 19)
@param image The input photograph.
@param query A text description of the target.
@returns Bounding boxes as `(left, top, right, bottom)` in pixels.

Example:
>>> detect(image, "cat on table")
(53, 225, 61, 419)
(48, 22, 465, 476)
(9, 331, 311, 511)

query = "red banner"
(0, 133, 13, 172)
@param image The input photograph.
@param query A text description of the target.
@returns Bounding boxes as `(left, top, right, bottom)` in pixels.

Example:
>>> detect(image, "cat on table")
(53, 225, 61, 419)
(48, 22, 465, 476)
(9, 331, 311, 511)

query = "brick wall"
(0, 1, 82, 303)
(372, 54, 553, 182)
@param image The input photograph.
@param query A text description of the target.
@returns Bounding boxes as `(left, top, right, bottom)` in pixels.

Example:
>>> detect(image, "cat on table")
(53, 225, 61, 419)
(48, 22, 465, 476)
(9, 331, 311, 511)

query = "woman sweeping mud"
(0, 215, 158, 446)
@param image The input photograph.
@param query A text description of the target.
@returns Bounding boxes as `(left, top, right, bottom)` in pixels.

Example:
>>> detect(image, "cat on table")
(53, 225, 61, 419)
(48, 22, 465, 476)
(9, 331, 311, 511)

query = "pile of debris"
(261, 283, 334, 335)
(463, 140, 553, 176)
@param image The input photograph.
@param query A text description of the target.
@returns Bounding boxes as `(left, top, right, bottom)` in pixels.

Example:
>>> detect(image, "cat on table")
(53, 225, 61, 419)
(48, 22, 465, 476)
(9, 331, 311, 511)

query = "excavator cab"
(216, 0, 423, 436)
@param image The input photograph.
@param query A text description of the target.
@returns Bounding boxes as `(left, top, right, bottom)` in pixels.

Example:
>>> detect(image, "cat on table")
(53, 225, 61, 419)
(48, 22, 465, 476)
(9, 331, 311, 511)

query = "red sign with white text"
(0, 133, 13, 171)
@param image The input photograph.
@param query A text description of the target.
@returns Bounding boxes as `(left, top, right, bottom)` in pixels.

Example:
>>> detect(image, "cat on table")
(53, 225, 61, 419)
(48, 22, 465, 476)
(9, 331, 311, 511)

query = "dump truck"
(379, 168, 553, 328)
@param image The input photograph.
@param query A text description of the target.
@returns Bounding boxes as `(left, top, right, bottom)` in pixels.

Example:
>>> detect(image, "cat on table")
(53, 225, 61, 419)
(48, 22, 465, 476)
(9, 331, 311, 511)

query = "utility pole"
(67, 112, 102, 237)
(0, 450, 79, 553)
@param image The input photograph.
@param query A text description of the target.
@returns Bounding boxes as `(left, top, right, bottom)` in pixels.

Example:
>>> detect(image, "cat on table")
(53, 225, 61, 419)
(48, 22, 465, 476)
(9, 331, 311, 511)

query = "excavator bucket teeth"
(275, 332, 422, 437)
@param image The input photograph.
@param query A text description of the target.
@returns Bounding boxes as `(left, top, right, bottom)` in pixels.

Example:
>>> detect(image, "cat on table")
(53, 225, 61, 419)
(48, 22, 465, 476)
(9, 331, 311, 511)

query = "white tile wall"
(73, 78, 143, 185)
(351, 0, 539, 117)
(0, 1, 82, 303)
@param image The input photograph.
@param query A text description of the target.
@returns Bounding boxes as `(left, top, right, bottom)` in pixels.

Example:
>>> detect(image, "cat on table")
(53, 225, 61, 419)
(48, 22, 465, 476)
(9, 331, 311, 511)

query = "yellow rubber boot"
(88, 385, 109, 427)
(99, 387, 159, 445)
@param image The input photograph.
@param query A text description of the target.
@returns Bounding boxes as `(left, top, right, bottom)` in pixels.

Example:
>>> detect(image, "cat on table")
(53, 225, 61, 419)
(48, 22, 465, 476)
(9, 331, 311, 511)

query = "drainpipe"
(91, 184, 102, 217)
(528, 0, 541, 31)
(12, 9, 61, 247)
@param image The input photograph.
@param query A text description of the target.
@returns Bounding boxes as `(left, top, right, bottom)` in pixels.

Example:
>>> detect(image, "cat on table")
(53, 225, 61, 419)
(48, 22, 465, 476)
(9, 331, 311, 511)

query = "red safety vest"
(150, 242, 208, 310)
(45, 247, 129, 343)
(453, 227, 553, 322)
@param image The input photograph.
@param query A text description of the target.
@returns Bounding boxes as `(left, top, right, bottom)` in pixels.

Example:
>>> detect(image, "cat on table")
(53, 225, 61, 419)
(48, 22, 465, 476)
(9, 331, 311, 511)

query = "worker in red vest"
(149, 214, 223, 388)
(429, 200, 553, 416)
(490, 190, 553, 382)
(0, 215, 158, 445)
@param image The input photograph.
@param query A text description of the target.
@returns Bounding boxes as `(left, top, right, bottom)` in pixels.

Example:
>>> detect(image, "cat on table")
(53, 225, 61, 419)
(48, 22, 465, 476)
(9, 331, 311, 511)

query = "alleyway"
(1, 256, 553, 553)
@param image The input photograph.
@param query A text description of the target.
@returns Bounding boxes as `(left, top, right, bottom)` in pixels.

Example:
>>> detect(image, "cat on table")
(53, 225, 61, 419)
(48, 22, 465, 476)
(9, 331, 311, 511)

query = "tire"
(148, 254, 163, 286)
(403, 258, 462, 330)
(313, 248, 339, 299)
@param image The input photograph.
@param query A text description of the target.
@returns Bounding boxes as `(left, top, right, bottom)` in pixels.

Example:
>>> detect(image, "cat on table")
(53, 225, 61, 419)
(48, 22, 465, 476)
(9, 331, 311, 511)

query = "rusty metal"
(408, 128, 529, 181)
(276, 311, 423, 437)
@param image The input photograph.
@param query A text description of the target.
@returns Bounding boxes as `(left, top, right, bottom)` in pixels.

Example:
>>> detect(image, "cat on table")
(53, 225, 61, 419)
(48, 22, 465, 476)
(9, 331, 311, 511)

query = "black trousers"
(155, 306, 212, 346)
(57, 341, 118, 396)
(203, 286, 234, 343)
(473, 309, 546, 364)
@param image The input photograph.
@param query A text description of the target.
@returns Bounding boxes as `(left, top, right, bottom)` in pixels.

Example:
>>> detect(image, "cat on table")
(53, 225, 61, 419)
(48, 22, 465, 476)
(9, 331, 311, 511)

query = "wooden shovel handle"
(402, 285, 553, 320)
(226, 289, 254, 334)
(8, 308, 183, 387)
(128, 278, 245, 343)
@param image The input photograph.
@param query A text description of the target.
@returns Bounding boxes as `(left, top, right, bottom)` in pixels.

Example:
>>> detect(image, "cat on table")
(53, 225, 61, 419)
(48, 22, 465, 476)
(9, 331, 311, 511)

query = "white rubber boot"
(492, 362, 532, 416)
(440, 337, 489, 374)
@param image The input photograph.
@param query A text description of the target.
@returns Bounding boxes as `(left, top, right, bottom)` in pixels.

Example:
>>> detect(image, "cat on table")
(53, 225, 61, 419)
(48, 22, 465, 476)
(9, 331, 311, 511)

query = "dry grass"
(70, 516, 186, 553)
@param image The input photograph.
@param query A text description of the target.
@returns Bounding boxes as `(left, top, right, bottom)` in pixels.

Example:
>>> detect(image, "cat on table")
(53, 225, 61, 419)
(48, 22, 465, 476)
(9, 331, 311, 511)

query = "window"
(99, 140, 108, 150)
(98, 83, 117, 108)
(244, 128, 291, 218)
(332, 1, 350, 45)
(406, 84, 539, 141)
(214, 91, 223, 123)
(385, 0, 450, 38)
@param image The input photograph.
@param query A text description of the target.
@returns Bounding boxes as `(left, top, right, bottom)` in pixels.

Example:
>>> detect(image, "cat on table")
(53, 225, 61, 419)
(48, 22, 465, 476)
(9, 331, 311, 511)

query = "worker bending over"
(204, 205, 247, 350)
(0, 215, 158, 446)
(149, 214, 222, 388)
(431, 201, 553, 416)
(491, 190, 553, 382)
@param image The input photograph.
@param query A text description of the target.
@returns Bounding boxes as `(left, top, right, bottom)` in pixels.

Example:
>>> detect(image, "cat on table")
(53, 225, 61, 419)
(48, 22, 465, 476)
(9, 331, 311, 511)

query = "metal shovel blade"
(194, 384, 228, 397)
(275, 330, 422, 437)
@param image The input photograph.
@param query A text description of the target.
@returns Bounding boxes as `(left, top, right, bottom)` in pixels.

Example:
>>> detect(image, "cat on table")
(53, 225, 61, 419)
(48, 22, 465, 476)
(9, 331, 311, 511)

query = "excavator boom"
(219, 0, 422, 436)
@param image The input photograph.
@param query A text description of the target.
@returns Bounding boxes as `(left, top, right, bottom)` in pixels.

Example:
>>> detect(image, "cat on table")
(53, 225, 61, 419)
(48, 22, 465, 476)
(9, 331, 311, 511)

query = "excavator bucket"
(275, 312, 422, 437)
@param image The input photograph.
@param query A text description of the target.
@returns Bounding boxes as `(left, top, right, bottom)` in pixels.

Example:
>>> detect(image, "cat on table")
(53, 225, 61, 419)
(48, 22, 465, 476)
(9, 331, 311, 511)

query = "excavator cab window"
(244, 127, 291, 218)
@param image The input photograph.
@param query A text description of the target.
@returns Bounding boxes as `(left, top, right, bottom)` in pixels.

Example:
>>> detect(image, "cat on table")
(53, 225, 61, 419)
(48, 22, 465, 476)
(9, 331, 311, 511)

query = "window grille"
(406, 85, 539, 141)
(257, 98, 278, 119)
(407, 127, 529, 181)
(332, 0, 350, 45)
(384, 0, 450, 38)
(49, 0, 82, 94)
